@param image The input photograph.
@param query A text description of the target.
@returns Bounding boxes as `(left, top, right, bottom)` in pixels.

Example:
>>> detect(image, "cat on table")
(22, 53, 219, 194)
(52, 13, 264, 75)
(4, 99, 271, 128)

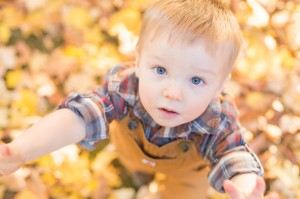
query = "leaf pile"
(0, 0, 299, 198)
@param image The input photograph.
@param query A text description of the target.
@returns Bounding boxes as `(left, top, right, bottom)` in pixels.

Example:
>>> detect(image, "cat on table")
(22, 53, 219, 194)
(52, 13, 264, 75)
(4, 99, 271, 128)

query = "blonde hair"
(136, 0, 243, 73)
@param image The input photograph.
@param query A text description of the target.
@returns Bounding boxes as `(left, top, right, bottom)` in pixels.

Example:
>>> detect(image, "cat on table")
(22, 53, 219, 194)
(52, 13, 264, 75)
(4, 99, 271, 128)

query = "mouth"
(158, 108, 179, 118)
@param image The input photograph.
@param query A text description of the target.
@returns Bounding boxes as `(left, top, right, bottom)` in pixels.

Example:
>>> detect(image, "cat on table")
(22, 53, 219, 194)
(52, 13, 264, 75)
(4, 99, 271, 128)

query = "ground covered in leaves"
(0, 0, 300, 198)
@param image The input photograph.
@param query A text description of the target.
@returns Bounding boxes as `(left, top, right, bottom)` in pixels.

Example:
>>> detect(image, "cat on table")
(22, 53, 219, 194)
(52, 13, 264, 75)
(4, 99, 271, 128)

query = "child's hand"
(223, 176, 279, 199)
(0, 144, 23, 176)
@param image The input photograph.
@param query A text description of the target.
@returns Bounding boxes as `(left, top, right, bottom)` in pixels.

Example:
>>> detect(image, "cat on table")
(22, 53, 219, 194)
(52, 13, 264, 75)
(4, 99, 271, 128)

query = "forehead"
(143, 35, 222, 68)
(140, 29, 226, 59)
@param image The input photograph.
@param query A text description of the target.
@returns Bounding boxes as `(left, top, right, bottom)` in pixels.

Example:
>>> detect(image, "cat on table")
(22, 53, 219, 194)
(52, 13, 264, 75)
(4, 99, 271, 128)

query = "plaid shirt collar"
(117, 72, 221, 138)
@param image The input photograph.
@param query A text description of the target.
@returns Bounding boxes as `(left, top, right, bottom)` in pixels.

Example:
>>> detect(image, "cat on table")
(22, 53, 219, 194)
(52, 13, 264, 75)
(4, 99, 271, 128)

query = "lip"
(158, 108, 179, 118)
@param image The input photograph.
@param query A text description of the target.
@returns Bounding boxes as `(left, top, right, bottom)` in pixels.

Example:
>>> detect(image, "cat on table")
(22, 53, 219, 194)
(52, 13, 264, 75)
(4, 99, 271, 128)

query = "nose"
(163, 81, 183, 101)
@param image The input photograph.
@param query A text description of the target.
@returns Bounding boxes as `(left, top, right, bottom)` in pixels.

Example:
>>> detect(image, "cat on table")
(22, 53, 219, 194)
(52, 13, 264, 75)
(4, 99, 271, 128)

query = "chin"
(154, 119, 183, 128)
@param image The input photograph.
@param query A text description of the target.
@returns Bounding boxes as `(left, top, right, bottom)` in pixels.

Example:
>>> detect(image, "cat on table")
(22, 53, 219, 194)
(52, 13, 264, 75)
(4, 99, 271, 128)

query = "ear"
(135, 49, 140, 78)
(214, 74, 230, 98)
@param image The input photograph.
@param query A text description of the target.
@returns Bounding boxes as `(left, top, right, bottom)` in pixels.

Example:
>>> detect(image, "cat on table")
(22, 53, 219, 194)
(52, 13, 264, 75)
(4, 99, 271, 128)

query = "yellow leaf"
(13, 88, 38, 116)
(0, 108, 9, 128)
(246, 0, 269, 27)
(89, 43, 121, 73)
(112, 188, 135, 199)
(108, 7, 141, 36)
(22, 0, 48, 11)
(265, 124, 282, 143)
(63, 45, 85, 61)
(64, 7, 92, 29)
(128, 0, 157, 10)
(92, 144, 121, 187)
(43, 0, 65, 13)
(84, 26, 104, 45)
(37, 155, 58, 185)
(14, 190, 39, 199)
(1, 6, 24, 29)
(23, 10, 47, 36)
(236, 31, 279, 80)
(280, 48, 296, 70)
(57, 152, 91, 184)
(0, 23, 11, 44)
(245, 92, 274, 111)
(279, 115, 300, 134)
(5, 70, 23, 89)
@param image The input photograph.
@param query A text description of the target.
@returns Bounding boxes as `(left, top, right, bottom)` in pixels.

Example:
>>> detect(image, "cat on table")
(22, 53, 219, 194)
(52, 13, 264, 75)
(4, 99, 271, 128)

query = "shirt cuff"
(208, 146, 264, 193)
(58, 93, 109, 151)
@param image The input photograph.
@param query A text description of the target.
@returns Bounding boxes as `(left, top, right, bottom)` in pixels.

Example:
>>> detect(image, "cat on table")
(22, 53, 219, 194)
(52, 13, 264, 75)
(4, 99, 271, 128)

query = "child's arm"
(0, 108, 86, 175)
(223, 174, 279, 199)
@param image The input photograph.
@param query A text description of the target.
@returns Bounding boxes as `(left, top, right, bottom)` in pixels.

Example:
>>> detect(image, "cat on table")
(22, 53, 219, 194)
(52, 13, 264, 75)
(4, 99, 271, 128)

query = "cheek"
(135, 66, 140, 78)
(184, 93, 212, 117)
(139, 79, 154, 100)
(140, 73, 159, 91)
(186, 101, 206, 116)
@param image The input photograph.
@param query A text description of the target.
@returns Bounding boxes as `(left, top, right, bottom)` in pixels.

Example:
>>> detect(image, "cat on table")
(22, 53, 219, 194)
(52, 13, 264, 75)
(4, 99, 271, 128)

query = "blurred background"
(0, 0, 299, 198)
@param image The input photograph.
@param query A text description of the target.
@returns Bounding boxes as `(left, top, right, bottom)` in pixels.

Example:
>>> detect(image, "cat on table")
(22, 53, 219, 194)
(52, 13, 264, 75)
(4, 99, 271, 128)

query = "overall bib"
(109, 113, 210, 199)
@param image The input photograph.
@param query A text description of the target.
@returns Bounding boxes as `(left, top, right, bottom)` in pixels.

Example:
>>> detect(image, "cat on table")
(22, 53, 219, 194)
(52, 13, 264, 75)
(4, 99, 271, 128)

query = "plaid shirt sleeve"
(201, 96, 263, 192)
(57, 65, 131, 150)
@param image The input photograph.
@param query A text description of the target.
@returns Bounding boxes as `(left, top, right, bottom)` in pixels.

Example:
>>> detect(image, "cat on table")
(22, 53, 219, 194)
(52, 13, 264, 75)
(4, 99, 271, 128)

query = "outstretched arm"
(0, 108, 86, 175)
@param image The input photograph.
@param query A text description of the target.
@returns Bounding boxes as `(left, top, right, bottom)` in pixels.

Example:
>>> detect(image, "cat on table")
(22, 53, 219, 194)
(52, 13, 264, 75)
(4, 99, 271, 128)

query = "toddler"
(0, 0, 273, 198)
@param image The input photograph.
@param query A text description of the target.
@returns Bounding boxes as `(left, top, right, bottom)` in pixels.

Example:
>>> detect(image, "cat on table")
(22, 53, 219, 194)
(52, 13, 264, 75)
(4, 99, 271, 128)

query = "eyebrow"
(190, 65, 217, 76)
(149, 54, 165, 63)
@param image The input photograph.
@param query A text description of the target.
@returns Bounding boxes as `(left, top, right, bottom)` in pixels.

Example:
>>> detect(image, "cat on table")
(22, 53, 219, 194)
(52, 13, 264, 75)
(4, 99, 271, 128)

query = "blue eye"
(154, 67, 167, 75)
(191, 77, 204, 85)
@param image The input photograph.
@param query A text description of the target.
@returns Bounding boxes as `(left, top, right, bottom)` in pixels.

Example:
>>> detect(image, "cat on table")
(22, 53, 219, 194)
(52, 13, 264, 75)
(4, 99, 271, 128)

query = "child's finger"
(223, 179, 243, 199)
(0, 145, 11, 176)
(249, 177, 265, 198)
(0, 144, 11, 156)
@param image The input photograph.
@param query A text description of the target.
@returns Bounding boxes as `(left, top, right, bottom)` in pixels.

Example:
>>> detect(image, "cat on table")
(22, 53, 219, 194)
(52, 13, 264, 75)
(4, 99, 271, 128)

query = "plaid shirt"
(58, 62, 263, 192)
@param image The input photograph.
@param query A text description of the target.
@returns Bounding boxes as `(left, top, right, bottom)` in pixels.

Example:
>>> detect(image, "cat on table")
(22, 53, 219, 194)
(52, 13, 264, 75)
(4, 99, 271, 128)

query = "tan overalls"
(109, 112, 210, 199)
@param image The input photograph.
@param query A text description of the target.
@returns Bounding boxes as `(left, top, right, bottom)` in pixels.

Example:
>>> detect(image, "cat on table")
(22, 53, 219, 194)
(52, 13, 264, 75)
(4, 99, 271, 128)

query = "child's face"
(136, 34, 227, 128)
